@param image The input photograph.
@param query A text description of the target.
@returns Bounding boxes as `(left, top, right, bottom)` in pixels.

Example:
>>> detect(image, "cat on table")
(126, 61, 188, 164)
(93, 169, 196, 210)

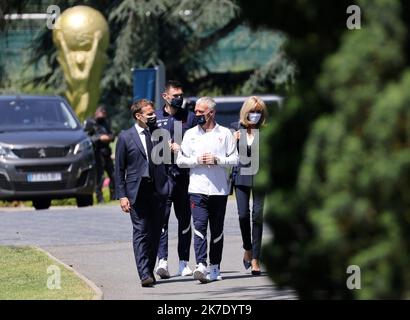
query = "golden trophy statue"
(52, 5, 109, 121)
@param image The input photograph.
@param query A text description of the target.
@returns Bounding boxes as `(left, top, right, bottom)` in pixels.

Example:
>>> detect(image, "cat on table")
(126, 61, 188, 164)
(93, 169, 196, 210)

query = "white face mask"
(248, 112, 262, 124)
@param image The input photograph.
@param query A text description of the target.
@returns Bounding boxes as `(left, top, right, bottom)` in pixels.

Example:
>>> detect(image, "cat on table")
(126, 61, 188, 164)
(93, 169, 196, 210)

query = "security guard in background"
(84, 106, 115, 203)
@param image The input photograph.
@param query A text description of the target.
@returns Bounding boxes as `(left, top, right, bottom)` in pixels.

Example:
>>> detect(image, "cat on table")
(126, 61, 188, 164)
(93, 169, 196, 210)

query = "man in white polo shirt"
(176, 96, 238, 283)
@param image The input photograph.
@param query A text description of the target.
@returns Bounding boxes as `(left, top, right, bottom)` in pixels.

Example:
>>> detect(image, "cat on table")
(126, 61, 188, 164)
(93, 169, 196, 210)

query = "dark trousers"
(190, 194, 228, 266)
(157, 174, 192, 261)
(234, 185, 265, 260)
(129, 180, 165, 281)
(95, 152, 115, 202)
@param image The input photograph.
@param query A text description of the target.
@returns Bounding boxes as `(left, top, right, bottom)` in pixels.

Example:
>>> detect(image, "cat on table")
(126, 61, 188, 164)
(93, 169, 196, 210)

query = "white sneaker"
(155, 258, 170, 279)
(193, 263, 208, 283)
(206, 264, 223, 282)
(178, 260, 193, 276)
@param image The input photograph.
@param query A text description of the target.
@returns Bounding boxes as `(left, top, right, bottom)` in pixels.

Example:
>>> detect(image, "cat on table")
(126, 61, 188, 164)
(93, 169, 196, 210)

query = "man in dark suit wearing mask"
(115, 99, 170, 287)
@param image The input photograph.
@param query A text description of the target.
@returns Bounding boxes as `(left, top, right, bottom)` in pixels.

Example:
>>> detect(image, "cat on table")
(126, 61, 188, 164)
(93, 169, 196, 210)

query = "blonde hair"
(239, 96, 267, 128)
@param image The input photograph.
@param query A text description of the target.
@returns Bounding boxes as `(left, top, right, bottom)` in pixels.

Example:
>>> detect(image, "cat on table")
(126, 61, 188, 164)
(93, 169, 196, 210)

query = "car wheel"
(76, 194, 93, 207)
(32, 199, 51, 210)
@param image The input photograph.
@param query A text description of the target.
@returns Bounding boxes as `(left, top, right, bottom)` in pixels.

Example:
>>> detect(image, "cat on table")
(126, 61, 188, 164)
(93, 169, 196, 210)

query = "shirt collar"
(162, 105, 169, 117)
(197, 123, 220, 134)
(163, 104, 184, 118)
(134, 123, 146, 134)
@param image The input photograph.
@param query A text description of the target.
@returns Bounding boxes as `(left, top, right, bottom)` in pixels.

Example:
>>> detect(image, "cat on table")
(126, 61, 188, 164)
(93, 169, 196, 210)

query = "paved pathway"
(0, 200, 296, 300)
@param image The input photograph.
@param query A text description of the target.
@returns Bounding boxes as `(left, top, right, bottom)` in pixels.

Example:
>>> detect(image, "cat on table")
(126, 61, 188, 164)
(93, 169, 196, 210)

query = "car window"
(214, 102, 243, 127)
(0, 99, 79, 131)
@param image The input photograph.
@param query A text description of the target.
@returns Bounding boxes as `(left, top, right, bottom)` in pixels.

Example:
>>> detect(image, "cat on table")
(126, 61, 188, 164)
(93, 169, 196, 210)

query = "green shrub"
(256, 0, 410, 299)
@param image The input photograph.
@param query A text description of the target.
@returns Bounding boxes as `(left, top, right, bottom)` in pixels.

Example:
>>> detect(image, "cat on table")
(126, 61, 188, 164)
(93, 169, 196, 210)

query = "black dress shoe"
(141, 276, 154, 287)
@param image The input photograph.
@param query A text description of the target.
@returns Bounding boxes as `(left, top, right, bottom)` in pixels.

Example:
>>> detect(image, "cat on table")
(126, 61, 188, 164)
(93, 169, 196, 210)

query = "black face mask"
(196, 114, 206, 126)
(170, 97, 183, 109)
(146, 116, 157, 129)
(96, 117, 106, 125)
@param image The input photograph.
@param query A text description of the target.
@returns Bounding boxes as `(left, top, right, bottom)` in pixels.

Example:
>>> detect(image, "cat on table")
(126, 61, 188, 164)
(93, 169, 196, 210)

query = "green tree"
(238, 0, 410, 299)
(0, 0, 29, 85)
(15, 0, 293, 131)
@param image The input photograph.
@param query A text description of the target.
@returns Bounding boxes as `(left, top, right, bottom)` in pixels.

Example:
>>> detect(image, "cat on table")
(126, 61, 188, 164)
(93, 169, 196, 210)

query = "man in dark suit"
(115, 99, 169, 287)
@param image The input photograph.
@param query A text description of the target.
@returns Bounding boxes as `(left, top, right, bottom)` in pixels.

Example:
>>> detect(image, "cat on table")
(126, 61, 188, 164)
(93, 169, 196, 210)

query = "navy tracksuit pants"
(190, 194, 228, 266)
(157, 174, 192, 261)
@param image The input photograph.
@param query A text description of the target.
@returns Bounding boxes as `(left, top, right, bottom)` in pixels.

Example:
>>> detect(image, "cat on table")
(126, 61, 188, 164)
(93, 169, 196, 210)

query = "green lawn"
(0, 246, 96, 300)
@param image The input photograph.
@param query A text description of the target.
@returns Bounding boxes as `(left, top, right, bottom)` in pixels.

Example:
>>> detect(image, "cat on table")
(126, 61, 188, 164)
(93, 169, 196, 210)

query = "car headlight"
(0, 145, 18, 159)
(73, 138, 93, 155)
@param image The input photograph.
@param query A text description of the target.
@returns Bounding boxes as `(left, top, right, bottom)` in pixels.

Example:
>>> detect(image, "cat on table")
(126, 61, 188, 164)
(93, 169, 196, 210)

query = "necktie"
(143, 129, 154, 178)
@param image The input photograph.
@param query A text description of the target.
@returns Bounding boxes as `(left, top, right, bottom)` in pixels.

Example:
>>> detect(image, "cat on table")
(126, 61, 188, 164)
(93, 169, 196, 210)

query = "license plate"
(27, 173, 62, 182)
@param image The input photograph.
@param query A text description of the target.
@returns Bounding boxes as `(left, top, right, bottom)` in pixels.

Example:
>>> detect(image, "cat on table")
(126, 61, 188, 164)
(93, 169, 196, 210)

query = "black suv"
(0, 95, 96, 210)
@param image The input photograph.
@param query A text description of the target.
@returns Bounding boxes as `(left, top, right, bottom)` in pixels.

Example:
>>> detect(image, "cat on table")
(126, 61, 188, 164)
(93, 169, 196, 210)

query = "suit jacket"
(115, 126, 170, 204)
(230, 121, 256, 187)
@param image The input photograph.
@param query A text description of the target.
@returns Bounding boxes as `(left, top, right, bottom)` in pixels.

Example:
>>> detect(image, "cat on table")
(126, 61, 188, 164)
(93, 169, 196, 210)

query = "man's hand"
(168, 140, 181, 153)
(120, 197, 131, 213)
(100, 134, 112, 143)
(233, 130, 241, 141)
(197, 152, 218, 165)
